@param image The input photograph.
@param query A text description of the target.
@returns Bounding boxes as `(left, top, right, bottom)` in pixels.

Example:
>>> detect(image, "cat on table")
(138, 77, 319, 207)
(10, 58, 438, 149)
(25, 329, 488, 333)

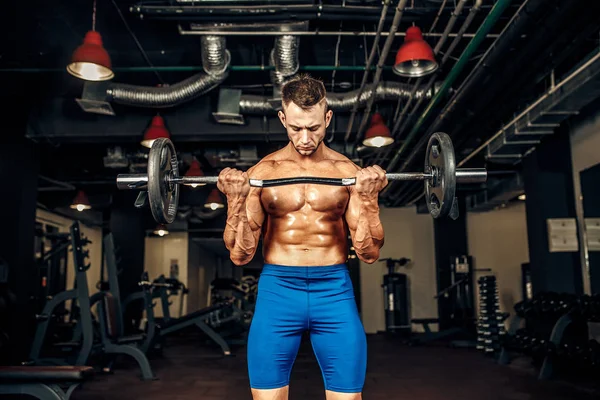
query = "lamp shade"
(393, 26, 438, 78)
(204, 189, 225, 210)
(363, 113, 394, 148)
(184, 159, 206, 188)
(70, 190, 92, 211)
(67, 31, 114, 81)
(141, 116, 171, 148)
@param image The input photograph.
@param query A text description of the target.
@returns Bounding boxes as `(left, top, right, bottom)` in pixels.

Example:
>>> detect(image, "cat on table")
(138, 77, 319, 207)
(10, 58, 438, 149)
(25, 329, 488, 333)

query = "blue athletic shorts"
(247, 263, 367, 393)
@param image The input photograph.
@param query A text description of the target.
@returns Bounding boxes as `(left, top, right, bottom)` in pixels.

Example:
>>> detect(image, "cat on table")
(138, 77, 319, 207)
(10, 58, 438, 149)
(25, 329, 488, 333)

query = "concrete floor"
(72, 334, 600, 400)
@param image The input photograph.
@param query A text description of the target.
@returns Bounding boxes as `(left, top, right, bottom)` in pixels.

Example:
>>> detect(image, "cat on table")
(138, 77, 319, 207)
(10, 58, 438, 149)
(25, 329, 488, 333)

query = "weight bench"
(0, 365, 93, 400)
(157, 303, 234, 355)
(97, 291, 156, 380)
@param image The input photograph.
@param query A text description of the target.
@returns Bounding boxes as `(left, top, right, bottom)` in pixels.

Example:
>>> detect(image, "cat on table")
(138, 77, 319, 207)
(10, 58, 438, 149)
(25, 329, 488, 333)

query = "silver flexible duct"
(106, 36, 230, 107)
(239, 81, 437, 114)
(270, 35, 300, 87)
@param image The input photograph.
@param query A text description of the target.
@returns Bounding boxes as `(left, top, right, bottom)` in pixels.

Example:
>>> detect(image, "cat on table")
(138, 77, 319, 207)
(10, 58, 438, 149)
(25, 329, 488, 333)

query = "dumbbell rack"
(498, 292, 600, 381)
(476, 276, 506, 355)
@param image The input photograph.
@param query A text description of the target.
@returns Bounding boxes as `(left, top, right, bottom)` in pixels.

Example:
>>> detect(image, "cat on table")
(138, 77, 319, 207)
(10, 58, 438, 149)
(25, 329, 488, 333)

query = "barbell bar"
(117, 169, 486, 190)
(115, 132, 487, 224)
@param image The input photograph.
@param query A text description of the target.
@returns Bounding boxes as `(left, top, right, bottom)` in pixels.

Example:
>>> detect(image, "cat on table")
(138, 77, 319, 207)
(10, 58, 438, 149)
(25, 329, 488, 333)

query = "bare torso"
(251, 145, 359, 266)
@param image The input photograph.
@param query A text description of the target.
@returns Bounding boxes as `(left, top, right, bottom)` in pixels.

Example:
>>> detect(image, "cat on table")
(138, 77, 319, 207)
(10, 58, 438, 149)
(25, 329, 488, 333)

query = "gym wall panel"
(570, 109, 600, 294)
(35, 209, 103, 299)
(187, 242, 201, 312)
(467, 202, 530, 321)
(144, 232, 189, 318)
(359, 206, 437, 334)
(188, 241, 219, 310)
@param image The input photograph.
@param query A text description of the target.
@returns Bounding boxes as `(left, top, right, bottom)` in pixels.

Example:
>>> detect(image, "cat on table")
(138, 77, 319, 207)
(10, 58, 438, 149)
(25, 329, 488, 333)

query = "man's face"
(278, 101, 333, 156)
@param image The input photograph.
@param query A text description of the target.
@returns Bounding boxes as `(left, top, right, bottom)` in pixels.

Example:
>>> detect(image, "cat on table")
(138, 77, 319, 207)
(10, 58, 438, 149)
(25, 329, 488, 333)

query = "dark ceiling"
(3, 0, 600, 229)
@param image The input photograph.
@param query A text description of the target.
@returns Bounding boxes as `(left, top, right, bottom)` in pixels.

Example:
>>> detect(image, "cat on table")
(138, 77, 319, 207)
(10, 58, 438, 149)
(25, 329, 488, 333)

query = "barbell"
(115, 132, 487, 224)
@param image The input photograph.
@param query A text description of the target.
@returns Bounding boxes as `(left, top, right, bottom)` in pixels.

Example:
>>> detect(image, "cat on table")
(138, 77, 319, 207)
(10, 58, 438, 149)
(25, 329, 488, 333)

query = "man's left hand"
(355, 165, 388, 200)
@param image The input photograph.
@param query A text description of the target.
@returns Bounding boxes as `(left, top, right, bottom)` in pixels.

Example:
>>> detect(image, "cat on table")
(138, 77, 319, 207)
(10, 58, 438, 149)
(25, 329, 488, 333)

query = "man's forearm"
(353, 197, 384, 264)
(223, 195, 257, 264)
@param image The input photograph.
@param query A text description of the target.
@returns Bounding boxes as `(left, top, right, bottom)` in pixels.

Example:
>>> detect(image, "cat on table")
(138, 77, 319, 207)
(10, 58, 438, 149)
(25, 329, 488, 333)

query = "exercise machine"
(28, 222, 95, 367)
(411, 255, 487, 346)
(30, 224, 156, 380)
(381, 258, 411, 336)
(145, 275, 236, 355)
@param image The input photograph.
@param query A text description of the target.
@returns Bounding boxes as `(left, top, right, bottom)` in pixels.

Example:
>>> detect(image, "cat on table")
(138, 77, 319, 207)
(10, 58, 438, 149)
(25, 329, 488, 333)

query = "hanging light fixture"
(67, 0, 114, 81)
(204, 189, 225, 210)
(70, 190, 92, 212)
(141, 115, 171, 148)
(153, 224, 169, 237)
(393, 26, 438, 78)
(184, 159, 206, 188)
(363, 113, 394, 148)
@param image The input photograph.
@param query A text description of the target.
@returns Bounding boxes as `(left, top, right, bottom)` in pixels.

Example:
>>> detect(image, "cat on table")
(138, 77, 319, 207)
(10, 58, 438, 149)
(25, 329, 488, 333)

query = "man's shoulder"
(326, 148, 360, 174)
(247, 151, 282, 177)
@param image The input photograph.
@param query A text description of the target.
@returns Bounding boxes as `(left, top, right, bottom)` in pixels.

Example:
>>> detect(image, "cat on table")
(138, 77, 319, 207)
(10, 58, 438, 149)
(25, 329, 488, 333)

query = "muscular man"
(217, 74, 388, 400)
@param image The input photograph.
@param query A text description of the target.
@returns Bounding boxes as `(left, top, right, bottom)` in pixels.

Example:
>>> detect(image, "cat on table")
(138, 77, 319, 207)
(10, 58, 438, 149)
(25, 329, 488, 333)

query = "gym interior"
(2, 0, 600, 399)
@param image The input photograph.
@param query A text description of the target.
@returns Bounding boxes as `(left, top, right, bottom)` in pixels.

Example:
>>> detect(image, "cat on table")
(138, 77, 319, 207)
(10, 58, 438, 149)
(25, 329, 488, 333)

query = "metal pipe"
(0, 65, 399, 74)
(353, 0, 410, 144)
(386, 0, 538, 204)
(177, 25, 499, 38)
(390, 0, 476, 140)
(458, 49, 600, 167)
(423, 0, 543, 142)
(371, 0, 477, 167)
(344, 0, 391, 143)
(381, 0, 514, 197)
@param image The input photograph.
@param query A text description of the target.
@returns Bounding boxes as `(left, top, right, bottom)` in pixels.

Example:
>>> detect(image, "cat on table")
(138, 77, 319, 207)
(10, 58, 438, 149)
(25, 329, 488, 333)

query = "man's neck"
(284, 142, 327, 164)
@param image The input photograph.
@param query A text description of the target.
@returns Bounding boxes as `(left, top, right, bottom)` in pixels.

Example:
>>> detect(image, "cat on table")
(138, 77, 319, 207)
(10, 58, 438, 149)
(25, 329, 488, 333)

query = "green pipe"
(0, 65, 389, 73)
(384, 0, 514, 173)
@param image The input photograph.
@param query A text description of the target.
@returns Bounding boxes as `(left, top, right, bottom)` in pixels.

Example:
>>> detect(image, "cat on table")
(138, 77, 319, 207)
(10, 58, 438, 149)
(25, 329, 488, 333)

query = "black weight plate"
(424, 132, 456, 218)
(148, 138, 180, 224)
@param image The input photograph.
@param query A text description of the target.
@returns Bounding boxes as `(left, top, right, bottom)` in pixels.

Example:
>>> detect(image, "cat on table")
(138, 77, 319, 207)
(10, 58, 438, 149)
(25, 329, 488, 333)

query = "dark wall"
(0, 140, 39, 362)
(580, 163, 600, 294)
(434, 197, 469, 330)
(523, 127, 582, 294)
(109, 191, 146, 326)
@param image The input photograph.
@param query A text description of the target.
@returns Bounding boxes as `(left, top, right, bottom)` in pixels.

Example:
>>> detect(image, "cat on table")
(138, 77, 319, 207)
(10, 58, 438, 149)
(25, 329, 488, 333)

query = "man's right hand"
(217, 168, 251, 198)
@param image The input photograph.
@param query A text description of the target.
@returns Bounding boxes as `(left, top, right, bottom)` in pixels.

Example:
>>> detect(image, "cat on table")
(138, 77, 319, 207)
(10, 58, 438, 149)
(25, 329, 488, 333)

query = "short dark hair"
(281, 73, 327, 112)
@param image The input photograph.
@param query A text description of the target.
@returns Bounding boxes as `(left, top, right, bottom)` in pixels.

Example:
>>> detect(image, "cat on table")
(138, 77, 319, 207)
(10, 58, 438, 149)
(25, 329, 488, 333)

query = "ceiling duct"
(76, 36, 230, 114)
(270, 35, 300, 88)
(238, 81, 438, 115)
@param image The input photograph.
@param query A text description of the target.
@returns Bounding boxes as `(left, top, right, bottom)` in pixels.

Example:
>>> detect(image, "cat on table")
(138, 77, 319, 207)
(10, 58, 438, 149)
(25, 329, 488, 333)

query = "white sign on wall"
(547, 218, 579, 252)
(585, 218, 600, 251)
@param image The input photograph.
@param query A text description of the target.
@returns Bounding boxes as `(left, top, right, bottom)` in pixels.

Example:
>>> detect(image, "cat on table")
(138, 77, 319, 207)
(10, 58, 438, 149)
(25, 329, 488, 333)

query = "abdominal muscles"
(261, 185, 350, 266)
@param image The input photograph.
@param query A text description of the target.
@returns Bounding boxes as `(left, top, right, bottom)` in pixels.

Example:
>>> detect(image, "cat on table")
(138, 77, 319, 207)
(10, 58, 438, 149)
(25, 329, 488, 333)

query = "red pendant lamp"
(184, 159, 206, 188)
(141, 115, 171, 148)
(70, 190, 92, 212)
(204, 189, 225, 210)
(363, 113, 394, 148)
(393, 26, 438, 78)
(67, 1, 114, 81)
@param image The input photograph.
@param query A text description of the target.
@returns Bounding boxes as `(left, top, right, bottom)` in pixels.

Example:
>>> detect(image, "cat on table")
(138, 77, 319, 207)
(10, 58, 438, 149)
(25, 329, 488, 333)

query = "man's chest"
(257, 162, 351, 216)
